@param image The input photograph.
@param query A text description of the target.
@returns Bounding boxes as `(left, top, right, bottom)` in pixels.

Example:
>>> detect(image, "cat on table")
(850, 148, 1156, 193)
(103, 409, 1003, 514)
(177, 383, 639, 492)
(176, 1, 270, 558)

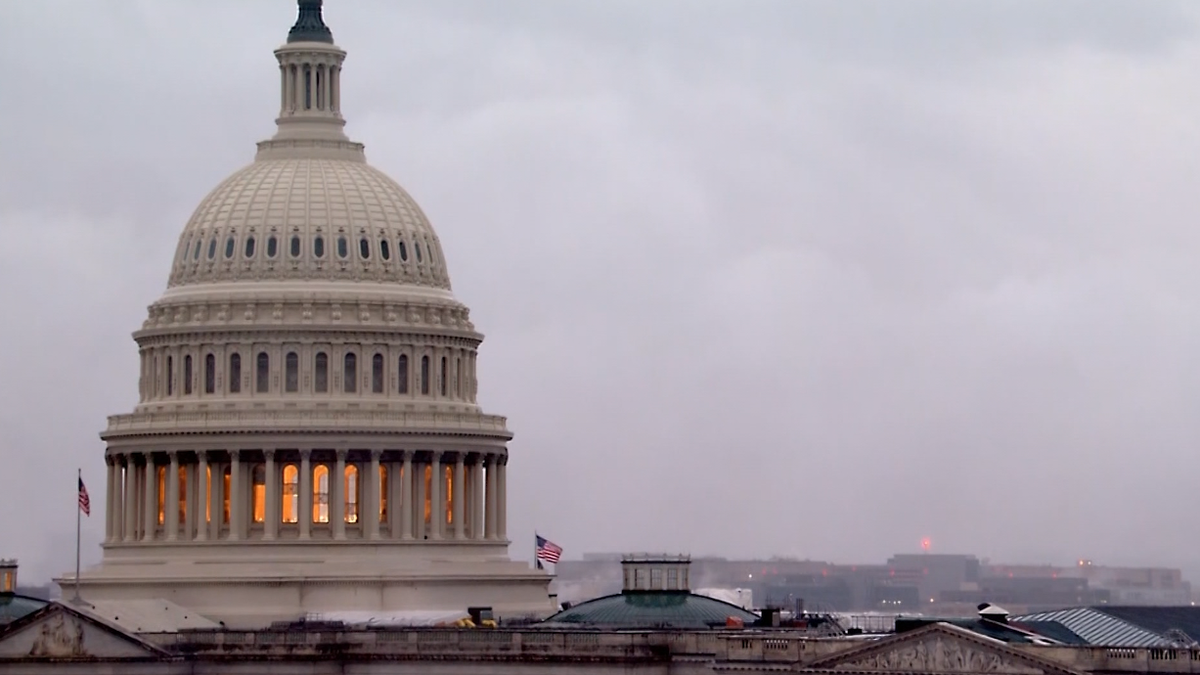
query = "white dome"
(167, 157, 452, 290)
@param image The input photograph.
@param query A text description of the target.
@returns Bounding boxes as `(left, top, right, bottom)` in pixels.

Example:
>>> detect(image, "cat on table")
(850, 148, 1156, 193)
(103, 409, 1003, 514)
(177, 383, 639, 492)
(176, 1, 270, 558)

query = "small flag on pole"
(535, 534, 562, 564)
(78, 477, 91, 517)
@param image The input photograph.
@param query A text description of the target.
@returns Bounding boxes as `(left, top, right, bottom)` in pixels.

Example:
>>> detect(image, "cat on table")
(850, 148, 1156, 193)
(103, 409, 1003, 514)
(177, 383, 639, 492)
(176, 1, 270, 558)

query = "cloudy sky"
(3, 0, 1200, 583)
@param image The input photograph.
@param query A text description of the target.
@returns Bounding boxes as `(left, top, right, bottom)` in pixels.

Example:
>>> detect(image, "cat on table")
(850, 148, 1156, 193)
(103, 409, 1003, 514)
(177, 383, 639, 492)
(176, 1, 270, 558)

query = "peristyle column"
(400, 451, 413, 540)
(195, 452, 209, 541)
(453, 454, 465, 540)
(166, 452, 179, 541)
(428, 451, 443, 539)
(333, 448, 346, 540)
(229, 450, 242, 541)
(264, 449, 277, 540)
(299, 449, 312, 540)
(368, 450, 381, 540)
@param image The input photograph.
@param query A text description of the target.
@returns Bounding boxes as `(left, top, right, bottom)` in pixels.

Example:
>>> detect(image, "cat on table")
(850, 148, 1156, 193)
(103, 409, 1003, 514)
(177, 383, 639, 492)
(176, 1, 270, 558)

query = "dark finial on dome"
(287, 0, 334, 44)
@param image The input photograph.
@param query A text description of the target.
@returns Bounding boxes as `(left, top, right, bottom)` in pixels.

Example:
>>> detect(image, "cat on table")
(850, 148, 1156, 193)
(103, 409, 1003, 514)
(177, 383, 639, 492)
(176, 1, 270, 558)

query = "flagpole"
(72, 468, 82, 604)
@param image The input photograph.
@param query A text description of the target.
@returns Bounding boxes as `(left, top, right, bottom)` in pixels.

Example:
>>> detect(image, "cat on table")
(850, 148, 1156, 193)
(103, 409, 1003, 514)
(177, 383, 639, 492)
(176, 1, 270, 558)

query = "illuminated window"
(252, 464, 266, 523)
(314, 352, 328, 393)
(423, 465, 432, 524)
(204, 354, 215, 394)
(379, 464, 388, 524)
(371, 353, 384, 393)
(178, 465, 188, 525)
(313, 465, 330, 523)
(156, 465, 166, 525)
(223, 467, 231, 524)
(183, 355, 193, 395)
(285, 351, 299, 393)
(445, 465, 453, 525)
(398, 354, 409, 394)
(344, 465, 359, 523)
(256, 352, 270, 393)
(420, 356, 430, 395)
(229, 353, 241, 393)
(205, 466, 212, 524)
(1, 572, 11, 593)
(343, 352, 357, 393)
(282, 464, 299, 523)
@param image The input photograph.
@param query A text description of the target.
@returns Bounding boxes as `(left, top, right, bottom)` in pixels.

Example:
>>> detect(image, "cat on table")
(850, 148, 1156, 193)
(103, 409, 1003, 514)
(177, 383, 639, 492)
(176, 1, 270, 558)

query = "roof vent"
(0, 560, 15, 595)
(621, 554, 691, 593)
(977, 602, 1010, 623)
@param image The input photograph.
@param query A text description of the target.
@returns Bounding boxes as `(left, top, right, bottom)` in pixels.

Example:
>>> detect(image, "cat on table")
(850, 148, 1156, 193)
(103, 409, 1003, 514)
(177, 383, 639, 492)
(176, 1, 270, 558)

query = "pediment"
(803, 623, 1081, 675)
(0, 602, 167, 661)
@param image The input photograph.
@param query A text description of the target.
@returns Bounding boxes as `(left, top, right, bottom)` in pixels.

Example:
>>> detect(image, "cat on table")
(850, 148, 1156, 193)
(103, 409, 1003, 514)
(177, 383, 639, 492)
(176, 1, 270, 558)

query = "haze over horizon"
(3, 0, 1200, 584)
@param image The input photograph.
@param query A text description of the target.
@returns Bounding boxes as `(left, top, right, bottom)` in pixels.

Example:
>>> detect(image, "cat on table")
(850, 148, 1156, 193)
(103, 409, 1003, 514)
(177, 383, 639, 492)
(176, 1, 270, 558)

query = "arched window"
(183, 355, 193, 395)
(343, 352, 357, 393)
(371, 353, 384, 393)
(244, 236, 256, 258)
(223, 467, 231, 524)
(314, 352, 329, 393)
(380, 239, 391, 261)
(398, 240, 408, 261)
(252, 464, 266, 523)
(379, 464, 389, 524)
(439, 357, 448, 396)
(266, 235, 278, 258)
(290, 235, 301, 258)
(156, 466, 166, 525)
(313, 235, 325, 258)
(397, 354, 409, 394)
(313, 465, 330, 523)
(337, 236, 349, 259)
(359, 237, 371, 260)
(285, 351, 299, 393)
(166, 356, 174, 396)
(256, 352, 270, 393)
(282, 464, 299, 523)
(204, 354, 216, 394)
(344, 465, 359, 523)
(178, 465, 188, 525)
(420, 356, 430, 395)
(229, 353, 242, 393)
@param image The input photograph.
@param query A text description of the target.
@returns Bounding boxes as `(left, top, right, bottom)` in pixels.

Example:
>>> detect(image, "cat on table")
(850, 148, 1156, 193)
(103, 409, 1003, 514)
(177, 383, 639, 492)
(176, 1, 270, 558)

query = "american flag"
(535, 534, 562, 564)
(78, 477, 91, 517)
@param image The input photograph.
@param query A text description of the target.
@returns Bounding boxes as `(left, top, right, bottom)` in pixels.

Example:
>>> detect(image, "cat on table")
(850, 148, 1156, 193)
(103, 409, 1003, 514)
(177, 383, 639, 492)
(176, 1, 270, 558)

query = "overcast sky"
(3, 0, 1200, 584)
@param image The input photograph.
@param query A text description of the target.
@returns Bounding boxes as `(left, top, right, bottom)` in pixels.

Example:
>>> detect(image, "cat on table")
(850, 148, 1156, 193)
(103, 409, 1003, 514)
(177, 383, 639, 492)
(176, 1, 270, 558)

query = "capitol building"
(54, 0, 553, 627)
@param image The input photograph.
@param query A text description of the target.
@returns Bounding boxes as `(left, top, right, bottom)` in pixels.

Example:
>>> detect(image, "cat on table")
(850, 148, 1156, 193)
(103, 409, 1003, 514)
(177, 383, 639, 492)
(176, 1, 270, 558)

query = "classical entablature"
(0, 603, 168, 663)
(800, 624, 1084, 675)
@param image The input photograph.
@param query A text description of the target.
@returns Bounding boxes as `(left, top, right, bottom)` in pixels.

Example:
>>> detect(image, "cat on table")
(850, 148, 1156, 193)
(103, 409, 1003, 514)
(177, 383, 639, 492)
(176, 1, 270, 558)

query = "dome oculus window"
(207, 238, 217, 260)
(313, 235, 325, 258)
(224, 236, 236, 259)
(414, 243, 423, 263)
(359, 237, 371, 260)
(266, 235, 278, 258)
(290, 235, 301, 258)
(192, 239, 202, 261)
(244, 236, 256, 258)
(336, 236, 348, 259)
(380, 240, 391, 261)
(398, 241, 408, 261)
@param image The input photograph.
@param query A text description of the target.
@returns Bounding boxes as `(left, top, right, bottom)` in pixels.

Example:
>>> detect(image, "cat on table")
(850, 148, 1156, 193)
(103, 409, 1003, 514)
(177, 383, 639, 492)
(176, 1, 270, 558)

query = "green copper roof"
(288, 0, 333, 44)
(0, 594, 48, 625)
(543, 591, 759, 629)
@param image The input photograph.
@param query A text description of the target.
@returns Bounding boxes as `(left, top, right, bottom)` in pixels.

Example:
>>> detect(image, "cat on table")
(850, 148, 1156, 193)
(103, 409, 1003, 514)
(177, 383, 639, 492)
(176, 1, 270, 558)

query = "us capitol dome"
(60, 0, 554, 627)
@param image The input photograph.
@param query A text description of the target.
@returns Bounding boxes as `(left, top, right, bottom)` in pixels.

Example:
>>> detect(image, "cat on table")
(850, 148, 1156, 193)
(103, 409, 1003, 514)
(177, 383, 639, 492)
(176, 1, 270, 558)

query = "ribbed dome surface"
(167, 158, 452, 290)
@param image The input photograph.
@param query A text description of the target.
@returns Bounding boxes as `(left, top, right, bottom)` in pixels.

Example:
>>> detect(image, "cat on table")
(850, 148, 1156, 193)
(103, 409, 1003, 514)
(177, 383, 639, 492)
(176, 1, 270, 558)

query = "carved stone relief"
(834, 636, 1044, 674)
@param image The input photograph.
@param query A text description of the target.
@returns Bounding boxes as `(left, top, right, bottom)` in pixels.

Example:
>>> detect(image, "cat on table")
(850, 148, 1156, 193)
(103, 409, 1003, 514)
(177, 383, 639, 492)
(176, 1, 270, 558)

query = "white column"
(400, 452, 413, 539)
(299, 449, 312, 540)
(123, 457, 137, 543)
(473, 459, 486, 541)
(453, 454, 465, 540)
(195, 452, 208, 542)
(414, 458, 426, 539)
(104, 459, 117, 543)
(368, 450, 382, 540)
(143, 455, 157, 541)
(166, 452, 179, 541)
(333, 449, 346, 540)
(264, 449, 278, 540)
(497, 456, 507, 541)
(428, 451, 443, 539)
(210, 462, 224, 540)
(485, 455, 497, 540)
(228, 450, 242, 541)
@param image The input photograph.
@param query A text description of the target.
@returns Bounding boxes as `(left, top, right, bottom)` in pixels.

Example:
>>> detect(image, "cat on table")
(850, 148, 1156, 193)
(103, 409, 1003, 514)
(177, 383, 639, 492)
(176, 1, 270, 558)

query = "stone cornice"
(103, 409, 512, 440)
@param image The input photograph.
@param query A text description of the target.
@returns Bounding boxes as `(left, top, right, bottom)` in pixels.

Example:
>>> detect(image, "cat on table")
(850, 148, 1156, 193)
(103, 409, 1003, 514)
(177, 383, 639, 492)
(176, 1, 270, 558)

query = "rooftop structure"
(54, 0, 553, 627)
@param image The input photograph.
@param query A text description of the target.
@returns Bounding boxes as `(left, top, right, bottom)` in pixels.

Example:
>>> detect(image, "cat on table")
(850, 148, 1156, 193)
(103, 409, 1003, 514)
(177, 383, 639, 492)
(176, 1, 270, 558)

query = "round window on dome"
(290, 236, 301, 258)
(224, 237, 236, 259)
(398, 241, 408, 262)
(415, 242, 423, 263)
(266, 235, 278, 258)
(207, 238, 217, 260)
(380, 240, 391, 261)
(359, 237, 371, 260)
(314, 236, 325, 258)
(244, 236, 256, 258)
(337, 236, 348, 259)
